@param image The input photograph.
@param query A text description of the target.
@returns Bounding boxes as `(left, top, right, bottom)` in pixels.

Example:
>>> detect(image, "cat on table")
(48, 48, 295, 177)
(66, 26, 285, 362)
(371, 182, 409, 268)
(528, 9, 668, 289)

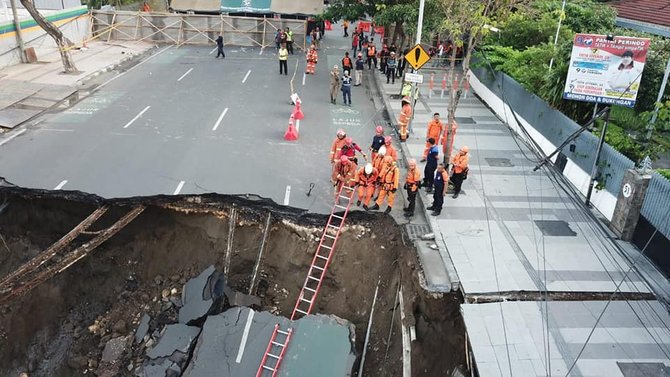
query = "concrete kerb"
(371, 70, 460, 292)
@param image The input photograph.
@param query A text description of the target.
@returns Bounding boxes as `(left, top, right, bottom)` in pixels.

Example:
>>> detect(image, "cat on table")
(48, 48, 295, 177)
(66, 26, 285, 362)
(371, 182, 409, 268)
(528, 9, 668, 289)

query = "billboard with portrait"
(562, 33, 650, 107)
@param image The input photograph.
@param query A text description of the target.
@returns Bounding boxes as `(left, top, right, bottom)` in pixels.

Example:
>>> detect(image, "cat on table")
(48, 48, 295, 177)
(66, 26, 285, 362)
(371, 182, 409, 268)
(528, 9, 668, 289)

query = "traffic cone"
(284, 114, 299, 141)
(292, 100, 304, 120)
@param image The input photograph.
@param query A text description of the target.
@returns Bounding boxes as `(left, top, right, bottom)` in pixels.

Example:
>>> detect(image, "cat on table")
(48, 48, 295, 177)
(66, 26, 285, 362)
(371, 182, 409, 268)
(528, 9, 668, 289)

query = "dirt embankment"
(0, 190, 467, 376)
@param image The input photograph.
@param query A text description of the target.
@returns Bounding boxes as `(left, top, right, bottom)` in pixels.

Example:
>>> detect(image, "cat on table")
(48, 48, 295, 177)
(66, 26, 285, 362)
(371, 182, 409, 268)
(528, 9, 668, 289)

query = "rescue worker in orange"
(329, 129, 347, 164)
(403, 159, 422, 218)
(398, 96, 412, 141)
(354, 163, 378, 209)
(370, 156, 399, 214)
(383, 136, 398, 161)
(371, 145, 387, 201)
(450, 146, 469, 198)
(332, 155, 357, 200)
(442, 120, 458, 159)
(422, 113, 443, 161)
(306, 44, 318, 74)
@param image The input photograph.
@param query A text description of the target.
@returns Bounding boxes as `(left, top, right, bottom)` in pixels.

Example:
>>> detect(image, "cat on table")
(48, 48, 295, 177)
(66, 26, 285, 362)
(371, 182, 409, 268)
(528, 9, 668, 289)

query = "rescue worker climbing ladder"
(332, 155, 356, 200)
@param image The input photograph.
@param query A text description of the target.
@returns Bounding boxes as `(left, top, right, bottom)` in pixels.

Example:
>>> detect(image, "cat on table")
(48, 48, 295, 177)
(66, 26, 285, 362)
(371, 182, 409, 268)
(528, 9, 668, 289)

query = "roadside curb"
(77, 44, 159, 87)
(371, 69, 460, 292)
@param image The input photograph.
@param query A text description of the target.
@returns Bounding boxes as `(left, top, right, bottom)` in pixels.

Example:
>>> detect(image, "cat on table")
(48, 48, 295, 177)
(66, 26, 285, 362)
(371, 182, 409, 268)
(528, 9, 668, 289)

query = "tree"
(435, 0, 519, 161)
(20, 0, 78, 73)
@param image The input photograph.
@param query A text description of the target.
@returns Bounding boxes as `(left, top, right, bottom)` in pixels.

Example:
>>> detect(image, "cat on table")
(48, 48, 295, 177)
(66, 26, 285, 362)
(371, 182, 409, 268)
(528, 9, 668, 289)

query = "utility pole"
(646, 55, 670, 140)
(9, 0, 26, 63)
(586, 106, 611, 207)
(548, 0, 567, 71)
(406, 0, 425, 138)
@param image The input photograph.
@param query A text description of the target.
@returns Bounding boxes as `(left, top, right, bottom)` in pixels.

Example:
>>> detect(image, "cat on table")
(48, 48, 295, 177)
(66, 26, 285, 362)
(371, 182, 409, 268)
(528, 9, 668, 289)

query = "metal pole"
(9, 0, 26, 63)
(646, 55, 670, 140)
(548, 0, 567, 71)
(586, 106, 610, 206)
(405, 0, 425, 139)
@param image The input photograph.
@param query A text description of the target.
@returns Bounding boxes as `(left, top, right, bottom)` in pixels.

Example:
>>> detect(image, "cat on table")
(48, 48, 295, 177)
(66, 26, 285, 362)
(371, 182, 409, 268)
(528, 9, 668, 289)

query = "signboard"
(404, 72, 424, 83)
(563, 33, 650, 107)
(404, 44, 431, 71)
(221, 0, 271, 13)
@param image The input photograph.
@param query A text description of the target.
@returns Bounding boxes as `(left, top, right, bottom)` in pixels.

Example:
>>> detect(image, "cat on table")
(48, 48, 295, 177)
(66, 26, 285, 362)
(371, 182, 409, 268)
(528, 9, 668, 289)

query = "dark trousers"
(342, 87, 351, 104)
(216, 46, 225, 58)
(406, 189, 417, 213)
(380, 60, 387, 73)
(352, 45, 358, 55)
(397, 64, 405, 77)
(432, 185, 444, 212)
(344, 27, 348, 37)
(279, 60, 288, 75)
(452, 172, 465, 194)
(367, 56, 377, 69)
(287, 41, 294, 54)
(386, 67, 396, 84)
(424, 164, 436, 189)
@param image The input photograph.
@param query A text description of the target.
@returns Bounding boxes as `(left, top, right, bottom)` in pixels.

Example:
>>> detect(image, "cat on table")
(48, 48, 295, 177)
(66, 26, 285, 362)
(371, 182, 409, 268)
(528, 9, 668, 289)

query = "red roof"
(610, 0, 670, 28)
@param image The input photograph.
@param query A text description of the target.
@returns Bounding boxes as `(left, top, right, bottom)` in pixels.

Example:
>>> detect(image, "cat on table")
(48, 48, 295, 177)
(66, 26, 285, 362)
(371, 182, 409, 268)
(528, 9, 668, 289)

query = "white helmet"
(378, 145, 387, 156)
(364, 163, 373, 174)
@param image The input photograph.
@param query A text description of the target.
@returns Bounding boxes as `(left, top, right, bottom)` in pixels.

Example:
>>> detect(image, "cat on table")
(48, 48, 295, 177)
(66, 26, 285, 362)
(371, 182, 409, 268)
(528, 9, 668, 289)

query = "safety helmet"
(401, 96, 411, 104)
(461, 146, 469, 153)
(340, 155, 349, 163)
(336, 129, 346, 137)
(390, 51, 396, 55)
(345, 137, 353, 144)
(375, 125, 383, 134)
(364, 163, 373, 174)
(333, 65, 339, 70)
(358, 53, 363, 57)
(378, 145, 387, 156)
(384, 136, 392, 144)
(408, 158, 416, 167)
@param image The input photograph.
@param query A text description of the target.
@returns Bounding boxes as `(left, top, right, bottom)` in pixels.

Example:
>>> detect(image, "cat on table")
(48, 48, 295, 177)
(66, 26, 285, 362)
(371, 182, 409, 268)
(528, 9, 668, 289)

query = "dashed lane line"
(242, 69, 252, 84)
(54, 180, 68, 190)
(173, 181, 185, 195)
(177, 67, 194, 82)
(212, 108, 229, 131)
(123, 106, 151, 129)
(0, 129, 26, 146)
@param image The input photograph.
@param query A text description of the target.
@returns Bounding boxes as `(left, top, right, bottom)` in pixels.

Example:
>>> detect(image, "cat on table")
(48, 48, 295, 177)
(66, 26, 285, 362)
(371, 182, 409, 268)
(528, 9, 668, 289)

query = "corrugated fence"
(641, 172, 670, 239)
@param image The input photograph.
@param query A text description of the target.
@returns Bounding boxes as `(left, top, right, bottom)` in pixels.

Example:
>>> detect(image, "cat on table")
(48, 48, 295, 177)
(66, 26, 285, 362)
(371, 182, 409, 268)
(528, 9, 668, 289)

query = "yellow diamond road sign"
(404, 44, 431, 71)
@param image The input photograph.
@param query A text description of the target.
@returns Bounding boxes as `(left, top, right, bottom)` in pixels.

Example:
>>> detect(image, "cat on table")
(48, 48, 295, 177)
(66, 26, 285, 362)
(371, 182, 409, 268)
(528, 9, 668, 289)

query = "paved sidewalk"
(373, 66, 670, 376)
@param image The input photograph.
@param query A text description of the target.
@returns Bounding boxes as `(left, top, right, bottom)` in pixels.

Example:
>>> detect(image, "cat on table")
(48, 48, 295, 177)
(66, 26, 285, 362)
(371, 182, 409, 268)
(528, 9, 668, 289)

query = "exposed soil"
(0, 189, 467, 376)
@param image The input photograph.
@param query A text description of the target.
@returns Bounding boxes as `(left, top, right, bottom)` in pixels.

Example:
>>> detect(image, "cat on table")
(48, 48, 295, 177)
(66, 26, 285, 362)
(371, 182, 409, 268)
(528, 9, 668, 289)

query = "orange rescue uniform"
(332, 160, 357, 196)
(375, 162, 400, 208)
(441, 121, 458, 157)
(330, 137, 347, 163)
(354, 166, 378, 206)
(384, 144, 398, 161)
(451, 152, 469, 174)
(398, 103, 412, 140)
(423, 119, 444, 158)
(306, 49, 318, 74)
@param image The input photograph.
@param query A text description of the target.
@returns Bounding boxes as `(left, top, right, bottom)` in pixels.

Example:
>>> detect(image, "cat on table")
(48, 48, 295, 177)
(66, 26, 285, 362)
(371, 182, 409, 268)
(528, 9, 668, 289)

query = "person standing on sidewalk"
(215, 35, 225, 59)
(398, 96, 412, 142)
(404, 159, 422, 218)
(422, 113, 443, 161)
(352, 32, 360, 56)
(354, 53, 365, 86)
(278, 44, 289, 75)
(450, 146, 470, 198)
(367, 39, 377, 69)
(341, 70, 353, 106)
(386, 52, 397, 84)
(341, 52, 353, 74)
(428, 163, 449, 216)
(423, 138, 439, 193)
(330, 65, 341, 104)
(397, 47, 409, 77)
(285, 27, 294, 55)
(343, 20, 350, 37)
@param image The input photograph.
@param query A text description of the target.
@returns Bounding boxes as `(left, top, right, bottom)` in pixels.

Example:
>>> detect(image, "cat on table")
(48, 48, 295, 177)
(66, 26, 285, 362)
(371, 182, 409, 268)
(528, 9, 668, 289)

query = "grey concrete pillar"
(610, 169, 651, 241)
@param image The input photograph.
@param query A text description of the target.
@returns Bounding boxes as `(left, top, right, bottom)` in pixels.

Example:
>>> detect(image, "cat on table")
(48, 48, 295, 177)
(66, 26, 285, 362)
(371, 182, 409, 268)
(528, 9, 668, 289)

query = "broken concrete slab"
(224, 284, 261, 308)
(183, 307, 356, 377)
(135, 314, 151, 344)
(179, 265, 225, 325)
(101, 336, 128, 364)
(143, 357, 181, 377)
(146, 324, 201, 360)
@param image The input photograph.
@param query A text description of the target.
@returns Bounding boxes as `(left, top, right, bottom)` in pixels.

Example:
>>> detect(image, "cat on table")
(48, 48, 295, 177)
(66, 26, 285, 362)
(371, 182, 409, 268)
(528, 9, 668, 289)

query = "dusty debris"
(101, 336, 128, 363)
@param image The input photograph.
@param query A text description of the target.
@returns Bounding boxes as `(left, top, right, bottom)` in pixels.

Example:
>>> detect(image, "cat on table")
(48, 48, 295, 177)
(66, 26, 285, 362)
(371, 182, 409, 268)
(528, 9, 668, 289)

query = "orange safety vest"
(451, 153, 469, 174)
(372, 154, 385, 174)
(368, 45, 376, 57)
(307, 50, 318, 63)
(342, 56, 352, 68)
(398, 103, 412, 127)
(405, 167, 421, 192)
(378, 164, 399, 191)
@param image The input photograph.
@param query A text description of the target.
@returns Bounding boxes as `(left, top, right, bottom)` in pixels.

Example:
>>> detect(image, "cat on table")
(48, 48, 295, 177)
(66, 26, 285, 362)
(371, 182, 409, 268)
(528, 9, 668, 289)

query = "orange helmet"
(461, 146, 469, 153)
(345, 137, 353, 144)
(384, 136, 392, 144)
(340, 155, 349, 163)
(375, 125, 383, 134)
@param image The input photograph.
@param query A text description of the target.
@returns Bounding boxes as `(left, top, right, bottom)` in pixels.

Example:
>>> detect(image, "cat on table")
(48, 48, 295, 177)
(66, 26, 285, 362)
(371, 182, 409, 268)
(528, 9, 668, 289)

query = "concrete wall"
(468, 70, 633, 221)
(0, 6, 90, 69)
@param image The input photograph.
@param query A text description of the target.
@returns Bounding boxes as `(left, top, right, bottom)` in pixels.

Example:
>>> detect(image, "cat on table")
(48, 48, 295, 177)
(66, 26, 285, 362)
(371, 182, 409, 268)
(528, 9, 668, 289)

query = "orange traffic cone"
(284, 114, 299, 141)
(292, 100, 304, 120)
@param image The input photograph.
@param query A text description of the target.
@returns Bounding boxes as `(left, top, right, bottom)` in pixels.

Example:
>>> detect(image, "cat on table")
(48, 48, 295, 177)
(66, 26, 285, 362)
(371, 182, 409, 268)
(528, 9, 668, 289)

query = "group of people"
(350, 28, 409, 84)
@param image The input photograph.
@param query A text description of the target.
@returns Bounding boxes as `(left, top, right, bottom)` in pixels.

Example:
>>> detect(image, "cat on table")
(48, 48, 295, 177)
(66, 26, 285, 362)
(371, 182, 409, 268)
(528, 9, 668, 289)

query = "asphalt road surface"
(0, 33, 380, 214)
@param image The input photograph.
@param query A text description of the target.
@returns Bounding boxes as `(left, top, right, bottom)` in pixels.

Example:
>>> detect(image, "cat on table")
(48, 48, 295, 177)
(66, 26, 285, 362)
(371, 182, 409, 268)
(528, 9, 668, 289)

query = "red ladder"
(256, 324, 293, 377)
(291, 184, 356, 320)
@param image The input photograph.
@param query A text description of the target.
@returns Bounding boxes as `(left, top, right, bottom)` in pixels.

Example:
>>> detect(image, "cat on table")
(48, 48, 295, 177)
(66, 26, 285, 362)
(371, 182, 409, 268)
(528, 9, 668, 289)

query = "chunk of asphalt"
(146, 324, 201, 360)
(179, 265, 216, 324)
(223, 285, 261, 308)
(143, 358, 178, 377)
(101, 336, 128, 364)
(135, 314, 151, 344)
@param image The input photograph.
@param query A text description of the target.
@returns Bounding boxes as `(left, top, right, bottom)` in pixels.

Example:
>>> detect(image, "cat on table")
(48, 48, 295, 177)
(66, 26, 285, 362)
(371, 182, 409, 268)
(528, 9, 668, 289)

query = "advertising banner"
(562, 33, 650, 107)
(221, 0, 271, 13)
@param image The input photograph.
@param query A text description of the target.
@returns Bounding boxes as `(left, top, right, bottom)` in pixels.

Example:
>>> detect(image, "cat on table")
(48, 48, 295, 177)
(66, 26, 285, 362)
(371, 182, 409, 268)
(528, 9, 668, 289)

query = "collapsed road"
(0, 186, 467, 376)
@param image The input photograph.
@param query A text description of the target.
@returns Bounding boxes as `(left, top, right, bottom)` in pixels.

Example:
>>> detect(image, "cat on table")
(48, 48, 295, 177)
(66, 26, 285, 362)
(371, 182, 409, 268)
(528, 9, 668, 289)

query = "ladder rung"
(308, 276, 321, 282)
(334, 204, 347, 209)
(263, 366, 276, 371)
(304, 286, 316, 292)
(316, 254, 329, 260)
(332, 214, 343, 219)
(324, 234, 336, 239)
(300, 297, 312, 304)
(271, 341, 284, 346)
(295, 308, 308, 315)
(328, 224, 340, 229)
(338, 195, 350, 200)
(277, 329, 290, 335)
(342, 186, 354, 191)
(267, 353, 280, 359)
(320, 245, 332, 250)
(312, 265, 324, 271)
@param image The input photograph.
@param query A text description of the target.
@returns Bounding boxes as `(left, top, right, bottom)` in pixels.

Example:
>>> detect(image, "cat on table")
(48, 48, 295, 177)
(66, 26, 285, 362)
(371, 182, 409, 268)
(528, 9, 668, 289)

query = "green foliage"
(657, 169, 670, 180)
(321, 0, 375, 22)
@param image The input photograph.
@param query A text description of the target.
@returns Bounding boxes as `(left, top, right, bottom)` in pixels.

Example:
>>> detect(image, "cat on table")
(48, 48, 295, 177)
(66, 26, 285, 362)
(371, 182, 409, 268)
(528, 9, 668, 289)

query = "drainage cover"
(618, 362, 670, 377)
(455, 117, 475, 124)
(405, 224, 431, 241)
(485, 157, 514, 167)
(534, 220, 576, 237)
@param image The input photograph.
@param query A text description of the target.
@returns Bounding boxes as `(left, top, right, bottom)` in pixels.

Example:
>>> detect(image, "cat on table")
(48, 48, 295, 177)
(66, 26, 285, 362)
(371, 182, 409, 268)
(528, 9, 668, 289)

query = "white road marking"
(235, 310, 255, 363)
(302, 72, 306, 86)
(173, 181, 185, 195)
(242, 69, 251, 83)
(259, 47, 264, 55)
(123, 106, 151, 129)
(212, 108, 229, 131)
(0, 129, 26, 146)
(54, 180, 68, 190)
(295, 119, 300, 133)
(99, 45, 173, 89)
(283, 185, 291, 205)
(209, 47, 217, 55)
(177, 67, 194, 82)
